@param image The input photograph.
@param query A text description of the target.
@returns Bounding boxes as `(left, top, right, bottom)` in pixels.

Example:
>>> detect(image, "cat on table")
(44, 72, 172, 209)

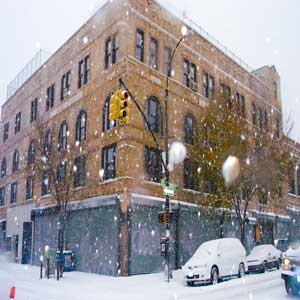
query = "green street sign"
(160, 178, 178, 191)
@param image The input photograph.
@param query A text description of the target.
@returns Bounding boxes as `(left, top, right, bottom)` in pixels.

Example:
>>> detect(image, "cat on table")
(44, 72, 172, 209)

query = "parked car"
(247, 244, 282, 273)
(182, 238, 247, 286)
(281, 242, 300, 296)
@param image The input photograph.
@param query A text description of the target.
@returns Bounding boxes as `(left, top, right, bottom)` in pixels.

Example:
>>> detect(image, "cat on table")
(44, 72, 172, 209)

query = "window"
(208, 76, 214, 97)
(46, 84, 55, 111)
(184, 114, 196, 145)
(203, 72, 209, 98)
(1, 158, 6, 178)
(150, 37, 158, 69)
(30, 98, 38, 123)
(102, 144, 117, 181)
(28, 140, 36, 165)
(136, 30, 144, 62)
(259, 107, 263, 129)
(164, 47, 171, 76)
(3, 122, 9, 142)
(204, 179, 217, 194)
(103, 94, 116, 132)
(43, 130, 52, 155)
(220, 82, 225, 95)
(61, 70, 71, 100)
(289, 164, 295, 194)
(236, 93, 241, 116)
(57, 162, 67, 183)
(144, 146, 162, 183)
(297, 166, 300, 196)
(0, 187, 4, 207)
(58, 121, 68, 151)
(10, 182, 17, 204)
(183, 59, 190, 88)
(264, 111, 268, 131)
(105, 34, 119, 69)
(146, 96, 162, 134)
(275, 118, 280, 138)
(190, 64, 197, 91)
(74, 155, 86, 187)
(78, 55, 90, 88)
(252, 103, 256, 125)
(15, 112, 21, 134)
(184, 159, 199, 190)
(76, 110, 87, 143)
(225, 86, 231, 108)
(259, 190, 268, 205)
(26, 178, 33, 200)
(41, 171, 50, 196)
(12, 150, 19, 173)
(241, 95, 245, 118)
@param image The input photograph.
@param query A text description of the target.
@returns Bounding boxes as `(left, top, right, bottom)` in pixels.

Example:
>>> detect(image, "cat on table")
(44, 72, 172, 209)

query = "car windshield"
(251, 245, 271, 255)
(195, 239, 219, 256)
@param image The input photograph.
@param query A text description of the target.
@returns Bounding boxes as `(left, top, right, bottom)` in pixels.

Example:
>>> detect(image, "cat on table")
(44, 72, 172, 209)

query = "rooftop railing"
(6, 49, 51, 100)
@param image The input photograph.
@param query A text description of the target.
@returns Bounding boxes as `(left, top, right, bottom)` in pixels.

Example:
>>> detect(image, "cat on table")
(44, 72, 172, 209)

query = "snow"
(222, 156, 241, 186)
(0, 253, 288, 300)
(170, 142, 187, 164)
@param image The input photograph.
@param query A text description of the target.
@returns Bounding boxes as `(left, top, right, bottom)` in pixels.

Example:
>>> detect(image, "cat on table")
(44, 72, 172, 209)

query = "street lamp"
(164, 25, 195, 282)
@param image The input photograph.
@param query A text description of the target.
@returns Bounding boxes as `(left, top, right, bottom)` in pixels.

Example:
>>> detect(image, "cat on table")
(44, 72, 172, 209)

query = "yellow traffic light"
(118, 90, 131, 124)
(109, 94, 120, 121)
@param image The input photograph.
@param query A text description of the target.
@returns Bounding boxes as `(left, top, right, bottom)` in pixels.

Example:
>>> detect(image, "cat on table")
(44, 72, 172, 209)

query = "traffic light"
(109, 93, 120, 121)
(118, 90, 131, 124)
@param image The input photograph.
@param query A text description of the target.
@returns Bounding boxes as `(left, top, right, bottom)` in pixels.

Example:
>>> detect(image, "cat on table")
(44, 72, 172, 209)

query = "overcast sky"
(0, 0, 299, 140)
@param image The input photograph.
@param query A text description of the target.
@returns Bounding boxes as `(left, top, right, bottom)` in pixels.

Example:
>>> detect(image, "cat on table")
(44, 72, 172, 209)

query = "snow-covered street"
(0, 254, 289, 300)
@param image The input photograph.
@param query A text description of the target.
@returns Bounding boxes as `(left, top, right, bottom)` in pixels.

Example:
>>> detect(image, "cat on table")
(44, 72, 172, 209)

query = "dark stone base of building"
(31, 194, 292, 276)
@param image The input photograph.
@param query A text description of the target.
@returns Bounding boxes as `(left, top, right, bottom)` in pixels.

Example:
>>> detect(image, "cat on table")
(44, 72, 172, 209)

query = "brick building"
(0, 0, 299, 276)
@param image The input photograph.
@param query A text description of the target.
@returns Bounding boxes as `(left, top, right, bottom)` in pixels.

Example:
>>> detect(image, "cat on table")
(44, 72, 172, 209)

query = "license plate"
(297, 276, 300, 283)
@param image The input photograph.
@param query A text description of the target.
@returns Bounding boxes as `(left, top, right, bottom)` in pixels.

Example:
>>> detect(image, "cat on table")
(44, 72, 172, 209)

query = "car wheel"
(285, 280, 299, 296)
(210, 267, 219, 285)
(238, 263, 245, 278)
(187, 281, 194, 287)
(262, 261, 268, 273)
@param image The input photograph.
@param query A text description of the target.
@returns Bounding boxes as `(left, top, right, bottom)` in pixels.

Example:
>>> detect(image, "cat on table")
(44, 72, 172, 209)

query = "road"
(0, 253, 290, 300)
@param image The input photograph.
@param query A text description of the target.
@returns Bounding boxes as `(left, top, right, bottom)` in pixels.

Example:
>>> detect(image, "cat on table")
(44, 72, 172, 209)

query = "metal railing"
(157, 0, 264, 83)
(7, 49, 51, 100)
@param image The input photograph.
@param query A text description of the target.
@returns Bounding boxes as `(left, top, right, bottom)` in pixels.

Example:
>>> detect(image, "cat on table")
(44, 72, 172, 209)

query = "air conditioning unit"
(191, 81, 198, 92)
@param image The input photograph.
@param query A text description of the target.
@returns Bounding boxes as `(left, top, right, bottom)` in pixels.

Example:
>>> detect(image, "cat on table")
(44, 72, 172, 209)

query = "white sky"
(0, 0, 299, 140)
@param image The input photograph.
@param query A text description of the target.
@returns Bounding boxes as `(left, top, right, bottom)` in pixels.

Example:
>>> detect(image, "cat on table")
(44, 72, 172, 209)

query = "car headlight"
(283, 258, 290, 271)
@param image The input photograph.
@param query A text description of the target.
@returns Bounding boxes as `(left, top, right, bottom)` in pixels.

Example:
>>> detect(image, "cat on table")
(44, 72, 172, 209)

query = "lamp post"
(164, 26, 195, 282)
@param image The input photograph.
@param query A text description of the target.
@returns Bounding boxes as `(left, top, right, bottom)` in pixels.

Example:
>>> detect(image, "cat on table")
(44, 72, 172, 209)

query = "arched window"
(252, 103, 256, 125)
(76, 110, 87, 142)
(43, 129, 52, 155)
(102, 95, 116, 132)
(59, 121, 68, 151)
(184, 114, 196, 145)
(145, 96, 162, 134)
(1, 157, 6, 177)
(28, 140, 36, 165)
(12, 150, 19, 172)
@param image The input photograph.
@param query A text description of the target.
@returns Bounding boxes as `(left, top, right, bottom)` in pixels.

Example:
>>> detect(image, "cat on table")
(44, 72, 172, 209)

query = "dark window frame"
(103, 94, 116, 132)
(146, 96, 163, 134)
(74, 155, 86, 187)
(183, 59, 190, 88)
(184, 114, 197, 145)
(3, 122, 9, 142)
(252, 103, 257, 125)
(30, 98, 38, 123)
(78, 55, 90, 88)
(12, 150, 19, 173)
(15, 112, 21, 134)
(28, 140, 36, 165)
(0, 187, 4, 207)
(136, 29, 144, 62)
(144, 146, 162, 183)
(61, 70, 71, 101)
(58, 121, 68, 151)
(164, 46, 172, 76)
(43, 129, 52, 156)
(203, 72, 209, 98)
(26, 177, 33, 200)
(1, 158, 6, 178)
(76, 110, 87, 143)
(46, 84, 55, 111)
(102, 144, 117, 181)
(41, 171, 50, 196)
(10, 182, 17, 204)
(150, 37, 158, 69)
(183, 158, 199, 191)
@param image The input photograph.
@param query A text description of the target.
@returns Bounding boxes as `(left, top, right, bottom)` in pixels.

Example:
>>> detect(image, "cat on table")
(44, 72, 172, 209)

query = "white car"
(182, 238, 247, 286)
(247, 244, 282, 273)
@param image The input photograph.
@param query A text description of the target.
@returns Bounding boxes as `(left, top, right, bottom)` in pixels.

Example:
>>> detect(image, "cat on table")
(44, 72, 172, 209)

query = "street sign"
(164, 187, 174, 197)
(161, 178, 179, 191)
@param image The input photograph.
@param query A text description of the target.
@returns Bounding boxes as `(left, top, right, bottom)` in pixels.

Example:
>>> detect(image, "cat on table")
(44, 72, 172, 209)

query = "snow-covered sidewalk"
(0, 254, 288, 300)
